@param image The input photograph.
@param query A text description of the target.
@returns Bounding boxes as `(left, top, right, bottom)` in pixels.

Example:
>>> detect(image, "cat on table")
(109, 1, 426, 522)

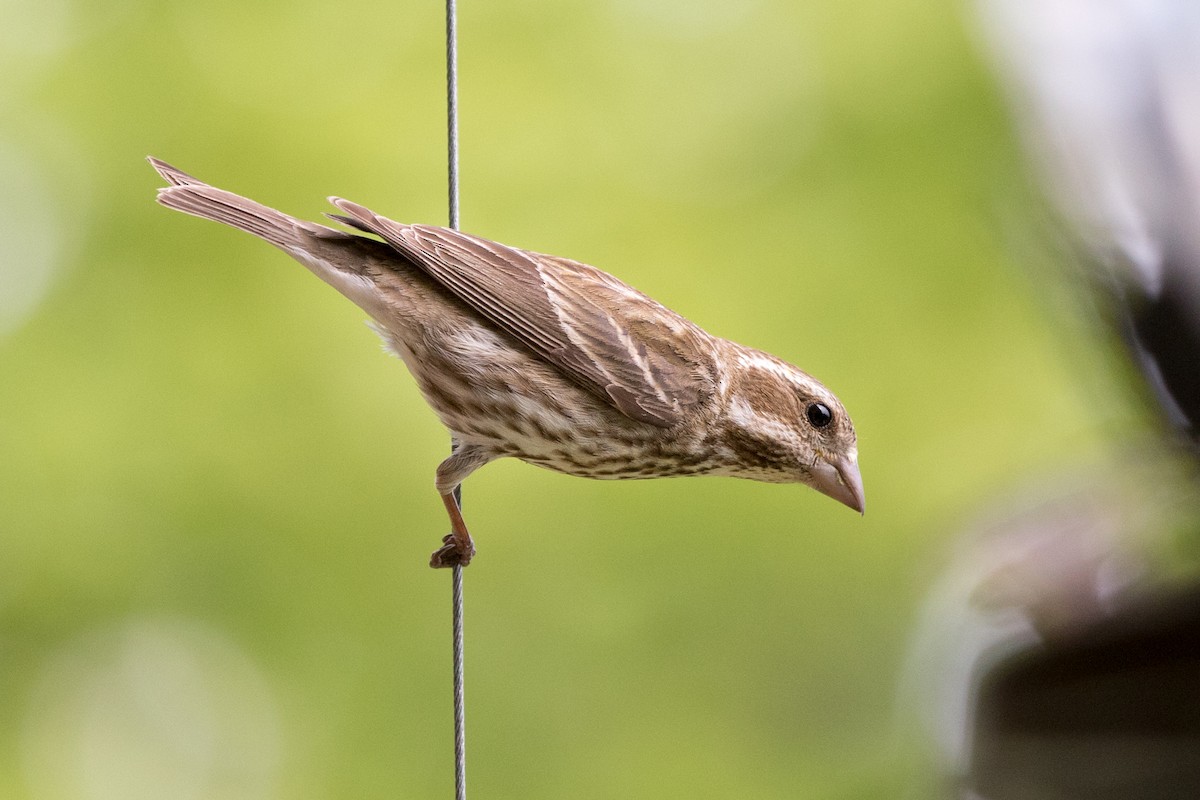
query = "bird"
(149, 158, 864, 568)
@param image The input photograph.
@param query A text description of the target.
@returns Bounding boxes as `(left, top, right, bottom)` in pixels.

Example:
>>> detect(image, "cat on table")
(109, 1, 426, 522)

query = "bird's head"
(719, 347, 864, 513)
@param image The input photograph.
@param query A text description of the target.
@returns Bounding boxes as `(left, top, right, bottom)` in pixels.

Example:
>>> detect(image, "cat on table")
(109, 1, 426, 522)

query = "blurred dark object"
(971, 584, 1200, 800)
(901, 461, 1199, 799)
(1120, 260, 1200, 445)
(921, 2, 1200, 797)
(979, 0, 1200, 448)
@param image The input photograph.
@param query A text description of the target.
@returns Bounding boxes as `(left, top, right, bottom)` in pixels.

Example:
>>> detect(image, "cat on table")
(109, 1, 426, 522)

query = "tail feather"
(149, 157, 344, 250)
(148, 157, 204, 188)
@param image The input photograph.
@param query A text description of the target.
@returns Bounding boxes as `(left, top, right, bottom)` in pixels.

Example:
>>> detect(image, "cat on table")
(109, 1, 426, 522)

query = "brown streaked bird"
(150, 158, 864, 568)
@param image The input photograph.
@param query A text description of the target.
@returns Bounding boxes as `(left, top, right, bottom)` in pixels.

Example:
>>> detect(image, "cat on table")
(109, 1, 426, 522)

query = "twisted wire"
(446, 2, 466, 799)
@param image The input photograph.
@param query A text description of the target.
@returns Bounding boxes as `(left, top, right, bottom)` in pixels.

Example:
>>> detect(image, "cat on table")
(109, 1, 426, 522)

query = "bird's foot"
(429, 532, 475, 569)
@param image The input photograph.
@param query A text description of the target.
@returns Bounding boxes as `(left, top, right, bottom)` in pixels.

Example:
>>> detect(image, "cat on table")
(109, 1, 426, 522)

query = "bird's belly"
(501, 428, 723, 481)
(519, 452, 720, 480)
(392, 327, 724, 479)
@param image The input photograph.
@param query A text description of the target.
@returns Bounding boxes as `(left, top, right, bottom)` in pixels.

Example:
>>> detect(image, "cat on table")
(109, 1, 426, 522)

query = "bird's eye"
(806, 402, 833, 428)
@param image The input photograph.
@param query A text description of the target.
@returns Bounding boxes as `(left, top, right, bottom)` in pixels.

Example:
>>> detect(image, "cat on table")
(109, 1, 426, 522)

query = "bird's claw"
(429, 532, 475, 569)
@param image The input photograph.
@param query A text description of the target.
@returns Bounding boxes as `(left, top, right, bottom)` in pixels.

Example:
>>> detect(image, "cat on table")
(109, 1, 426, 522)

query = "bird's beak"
(809, 452, 865, 514)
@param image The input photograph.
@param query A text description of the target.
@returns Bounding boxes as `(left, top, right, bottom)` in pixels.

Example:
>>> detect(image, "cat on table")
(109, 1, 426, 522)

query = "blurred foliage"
(0, 0, 1155, 798)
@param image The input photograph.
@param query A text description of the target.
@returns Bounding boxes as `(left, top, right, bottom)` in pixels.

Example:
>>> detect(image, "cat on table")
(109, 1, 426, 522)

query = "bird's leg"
(429, 442, 491, 569)
(430, 491, 475, 568)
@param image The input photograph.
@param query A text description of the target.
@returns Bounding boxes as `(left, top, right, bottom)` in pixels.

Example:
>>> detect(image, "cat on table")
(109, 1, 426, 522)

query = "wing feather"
(329, 200, 717, 426)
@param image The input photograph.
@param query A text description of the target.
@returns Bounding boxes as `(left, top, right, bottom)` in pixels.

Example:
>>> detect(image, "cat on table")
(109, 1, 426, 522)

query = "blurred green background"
(0, 0, 1150, 798)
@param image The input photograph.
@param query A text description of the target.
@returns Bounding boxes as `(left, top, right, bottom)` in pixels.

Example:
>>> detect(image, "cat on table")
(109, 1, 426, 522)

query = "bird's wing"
(329, 200, 718, 427)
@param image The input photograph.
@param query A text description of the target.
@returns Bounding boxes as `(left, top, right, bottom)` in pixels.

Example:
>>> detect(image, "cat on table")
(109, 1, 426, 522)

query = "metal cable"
(446, 2, 466, 799)
(451, 559, 466, 800)
(446, 0, 460, 232)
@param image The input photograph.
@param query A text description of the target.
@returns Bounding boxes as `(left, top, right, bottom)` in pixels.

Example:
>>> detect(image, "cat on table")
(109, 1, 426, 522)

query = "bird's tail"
(149, 157, 338, 249)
